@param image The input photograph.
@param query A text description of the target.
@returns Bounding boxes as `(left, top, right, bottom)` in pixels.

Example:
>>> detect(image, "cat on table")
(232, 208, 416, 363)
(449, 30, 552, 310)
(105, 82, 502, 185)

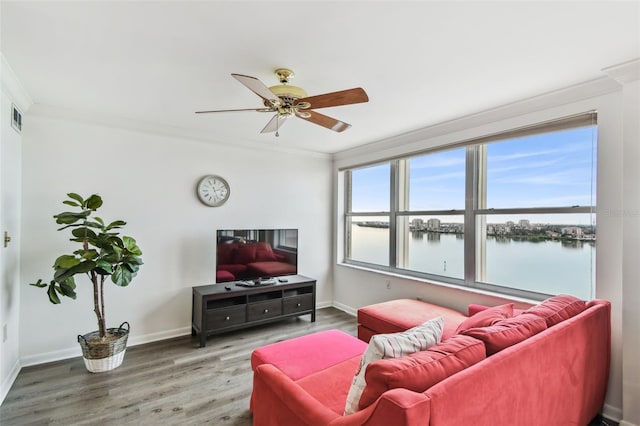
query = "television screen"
(215, 229, 298, 283)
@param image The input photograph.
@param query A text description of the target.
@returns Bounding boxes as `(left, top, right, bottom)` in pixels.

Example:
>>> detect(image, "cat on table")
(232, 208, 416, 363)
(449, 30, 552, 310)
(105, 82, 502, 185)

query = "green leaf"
(53, 255, 80, 269)
(112, 265, 133, 287)
(67, 193, 84, 204)
(69, 260, 96, 275)
(123, 236, 142, 255)
(94, 217, 105, 226)
(58, 278, 77, 299)
(85, 194, 103, 210)
(71, 227, 98, 240)
(80, 249, 99, 260)
(106, 220, 126, 230)
(29, 278, 48, 288)
(94, 260, 113, 275)
(54, 211, 89, 225)
(62, 200, 81, 207)
(83, 221, 104, 230)
(47, 283, 61, 304)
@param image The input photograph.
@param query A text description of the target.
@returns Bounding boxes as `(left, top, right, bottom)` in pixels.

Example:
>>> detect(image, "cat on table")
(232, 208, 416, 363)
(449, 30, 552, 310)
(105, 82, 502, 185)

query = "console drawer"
(248, 300, 282, 322)
(207, 305, 247, 330)
(283, 294, 313, 315)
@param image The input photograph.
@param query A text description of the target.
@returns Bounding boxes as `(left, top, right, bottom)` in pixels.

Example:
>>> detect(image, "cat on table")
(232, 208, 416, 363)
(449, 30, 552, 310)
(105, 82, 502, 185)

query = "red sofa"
(250, 297, 611, 426)
(216, 241, 296, 282)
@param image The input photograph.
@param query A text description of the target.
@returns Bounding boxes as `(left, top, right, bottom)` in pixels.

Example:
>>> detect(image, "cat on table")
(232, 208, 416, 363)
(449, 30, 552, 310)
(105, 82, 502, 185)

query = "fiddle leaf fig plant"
(30, 193, 143, 338)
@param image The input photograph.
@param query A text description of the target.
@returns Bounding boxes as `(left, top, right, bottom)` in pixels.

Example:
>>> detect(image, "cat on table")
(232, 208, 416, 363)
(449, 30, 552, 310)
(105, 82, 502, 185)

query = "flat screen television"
(215, 228, 298, 283)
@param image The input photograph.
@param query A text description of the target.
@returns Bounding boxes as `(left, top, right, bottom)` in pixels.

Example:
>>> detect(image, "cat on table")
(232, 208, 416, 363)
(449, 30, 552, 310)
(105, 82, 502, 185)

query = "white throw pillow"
(343, 316, 444, 415)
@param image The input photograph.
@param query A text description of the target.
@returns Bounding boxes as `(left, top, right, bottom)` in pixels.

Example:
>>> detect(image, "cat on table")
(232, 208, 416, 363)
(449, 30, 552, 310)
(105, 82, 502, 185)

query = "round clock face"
(197, 175, 230, 207)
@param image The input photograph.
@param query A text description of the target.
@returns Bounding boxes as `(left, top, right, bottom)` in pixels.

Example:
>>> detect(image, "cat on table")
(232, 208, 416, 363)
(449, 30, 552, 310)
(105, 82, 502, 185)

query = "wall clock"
(196, 175, 230, 207)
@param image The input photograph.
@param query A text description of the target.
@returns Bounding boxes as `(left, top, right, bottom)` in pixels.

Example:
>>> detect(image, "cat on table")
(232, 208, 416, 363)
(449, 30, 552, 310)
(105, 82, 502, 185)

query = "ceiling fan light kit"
(196, 68, 369, 136)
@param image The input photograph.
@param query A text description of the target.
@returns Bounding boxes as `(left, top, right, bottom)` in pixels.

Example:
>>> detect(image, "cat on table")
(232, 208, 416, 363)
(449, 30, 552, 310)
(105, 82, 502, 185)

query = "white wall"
(332, 76, 630, 421)
(18, 114, 333, 364)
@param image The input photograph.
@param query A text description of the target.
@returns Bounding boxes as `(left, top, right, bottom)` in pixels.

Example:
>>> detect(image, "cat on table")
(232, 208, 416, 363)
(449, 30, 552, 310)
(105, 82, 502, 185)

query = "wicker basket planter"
(78, 322, 130, 373)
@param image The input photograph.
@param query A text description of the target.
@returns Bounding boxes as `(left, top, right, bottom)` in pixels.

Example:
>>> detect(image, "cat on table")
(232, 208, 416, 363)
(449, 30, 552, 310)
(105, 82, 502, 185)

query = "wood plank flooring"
(0, 307, 356, 425)
(0, 306, 617, 426)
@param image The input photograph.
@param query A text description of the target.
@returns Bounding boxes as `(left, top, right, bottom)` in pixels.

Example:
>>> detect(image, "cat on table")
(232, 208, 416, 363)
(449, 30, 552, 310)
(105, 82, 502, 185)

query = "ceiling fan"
(195, 68, 369, 136)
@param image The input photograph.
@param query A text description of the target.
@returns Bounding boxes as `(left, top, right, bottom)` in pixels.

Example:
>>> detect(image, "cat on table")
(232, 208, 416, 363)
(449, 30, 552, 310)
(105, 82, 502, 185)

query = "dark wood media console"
(191, 275, 316, 347)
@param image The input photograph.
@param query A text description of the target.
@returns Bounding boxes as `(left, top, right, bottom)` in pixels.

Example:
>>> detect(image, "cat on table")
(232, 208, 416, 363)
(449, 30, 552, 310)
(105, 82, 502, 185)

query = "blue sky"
(351, 126, 597, 224)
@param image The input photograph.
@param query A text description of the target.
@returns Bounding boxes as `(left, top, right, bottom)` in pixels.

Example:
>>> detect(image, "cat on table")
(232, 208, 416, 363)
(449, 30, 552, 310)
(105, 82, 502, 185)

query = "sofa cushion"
(216, 269, 235, 282)
(455, 303, 514, 334)
(255, 249, 277, 262)
(217, 243, 236, 265)
(358, 334, 486, 410)
(525, 295, 586, 327)
(461, 313, 547, 356)
(344, 316, 444, 415)
(468, 303, 525, 317)
(247, 261, 297, 277)
(217, 263, 247, 277)
(234, 243, 257, 264)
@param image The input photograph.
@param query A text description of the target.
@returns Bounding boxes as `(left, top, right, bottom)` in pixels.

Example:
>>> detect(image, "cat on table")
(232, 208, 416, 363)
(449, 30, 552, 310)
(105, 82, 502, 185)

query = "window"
(343, 113, 597, 300)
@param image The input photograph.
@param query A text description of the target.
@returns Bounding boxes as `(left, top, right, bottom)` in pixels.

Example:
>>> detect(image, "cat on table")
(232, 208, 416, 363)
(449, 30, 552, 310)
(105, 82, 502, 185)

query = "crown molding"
(27, 103, 332, 160)
(603, 58, 640, 84)
(0, 53, 33, 111)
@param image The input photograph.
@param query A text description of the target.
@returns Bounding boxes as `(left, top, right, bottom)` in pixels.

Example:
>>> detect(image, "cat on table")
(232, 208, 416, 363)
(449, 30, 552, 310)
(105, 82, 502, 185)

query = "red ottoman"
(357, 299, 467, 342)
(250, 329, 367, 414)
(251, 329, 366, 379)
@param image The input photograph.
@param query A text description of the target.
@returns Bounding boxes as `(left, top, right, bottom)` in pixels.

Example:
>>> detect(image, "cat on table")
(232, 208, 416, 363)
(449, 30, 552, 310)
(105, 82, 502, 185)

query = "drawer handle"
(225, 316, 230, 321)
(296, 303, 301, 307)
(264, 309, 269, 313)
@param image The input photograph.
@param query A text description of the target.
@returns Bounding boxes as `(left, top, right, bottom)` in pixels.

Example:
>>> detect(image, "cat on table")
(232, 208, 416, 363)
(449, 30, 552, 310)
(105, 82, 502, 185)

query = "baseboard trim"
(331, 301, 357, 317)
(127, 326, 192, 347)
(602, 403, 623, 423)
(620, 421, 639, 426)
(20, 326, 193, 368)
(1, 359, 21, 405)
(17, 305, 339, 368)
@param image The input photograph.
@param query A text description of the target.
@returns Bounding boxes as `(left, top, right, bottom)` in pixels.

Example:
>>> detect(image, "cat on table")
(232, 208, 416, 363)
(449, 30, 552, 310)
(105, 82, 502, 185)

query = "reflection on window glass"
(347, 216, 389, 266)
(409, 148, 466, 211)
(486, 127, 596, 208)
(399, 216, 464, 279)
(351, 164, 390, 212)
(478, 214, 595, 299)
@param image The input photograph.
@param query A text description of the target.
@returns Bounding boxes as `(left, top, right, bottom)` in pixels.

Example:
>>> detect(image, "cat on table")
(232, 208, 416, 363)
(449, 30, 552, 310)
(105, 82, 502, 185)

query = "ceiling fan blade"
(296, 87, 368, 110)
(195, 107, 273, 114)
(296, 110, 351, 132)
(261, 114, 288, 134)
(232, 74, 280, 104)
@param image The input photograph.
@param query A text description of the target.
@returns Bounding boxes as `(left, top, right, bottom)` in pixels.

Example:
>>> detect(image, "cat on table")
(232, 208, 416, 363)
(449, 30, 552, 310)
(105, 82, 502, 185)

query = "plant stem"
(100, 275, 106, 336)
(91, 270, 106, 338)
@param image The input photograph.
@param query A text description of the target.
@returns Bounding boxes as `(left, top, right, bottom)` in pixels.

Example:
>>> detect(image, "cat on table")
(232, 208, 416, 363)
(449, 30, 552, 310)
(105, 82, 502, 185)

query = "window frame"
(343, 112, 597, 300)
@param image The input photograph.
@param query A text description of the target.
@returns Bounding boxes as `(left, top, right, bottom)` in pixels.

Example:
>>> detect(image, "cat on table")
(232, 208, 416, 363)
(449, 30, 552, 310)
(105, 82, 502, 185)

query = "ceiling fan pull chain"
(275, 116, 280, 137)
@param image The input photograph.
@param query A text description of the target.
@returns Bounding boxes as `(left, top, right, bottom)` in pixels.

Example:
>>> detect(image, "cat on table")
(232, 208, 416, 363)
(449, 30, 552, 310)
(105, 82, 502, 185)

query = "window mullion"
(464, 147, 478, 285)
(389, 160, 399, 268)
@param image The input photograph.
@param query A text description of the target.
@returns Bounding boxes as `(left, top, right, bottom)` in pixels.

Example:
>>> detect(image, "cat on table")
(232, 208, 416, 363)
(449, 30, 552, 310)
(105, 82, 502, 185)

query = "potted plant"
(31, 193, 143, 372)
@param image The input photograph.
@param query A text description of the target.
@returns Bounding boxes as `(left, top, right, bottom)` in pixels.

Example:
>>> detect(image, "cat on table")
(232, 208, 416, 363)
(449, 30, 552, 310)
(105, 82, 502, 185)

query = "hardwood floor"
(0, 307, 356, 425)
(1, 307, 617, 426)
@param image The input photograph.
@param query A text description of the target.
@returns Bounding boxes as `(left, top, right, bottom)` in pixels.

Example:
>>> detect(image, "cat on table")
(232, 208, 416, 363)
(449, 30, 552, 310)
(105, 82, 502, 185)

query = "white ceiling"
(2, 1, 639, 155)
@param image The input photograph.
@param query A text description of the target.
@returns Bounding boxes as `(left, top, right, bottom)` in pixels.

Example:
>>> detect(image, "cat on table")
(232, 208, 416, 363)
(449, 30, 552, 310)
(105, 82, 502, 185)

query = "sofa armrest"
(328, 388, 431, 426)
(252, 364, 341, 426)
(252, 364, 431, 426)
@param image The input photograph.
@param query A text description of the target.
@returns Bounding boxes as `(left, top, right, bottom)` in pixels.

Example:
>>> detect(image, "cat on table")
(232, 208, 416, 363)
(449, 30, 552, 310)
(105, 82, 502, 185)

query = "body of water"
(350, 226, 595, 299)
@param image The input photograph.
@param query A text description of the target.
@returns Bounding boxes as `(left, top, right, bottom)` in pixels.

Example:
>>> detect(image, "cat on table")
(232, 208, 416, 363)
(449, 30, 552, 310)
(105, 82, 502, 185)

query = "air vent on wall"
(11, 104, 22, 133)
